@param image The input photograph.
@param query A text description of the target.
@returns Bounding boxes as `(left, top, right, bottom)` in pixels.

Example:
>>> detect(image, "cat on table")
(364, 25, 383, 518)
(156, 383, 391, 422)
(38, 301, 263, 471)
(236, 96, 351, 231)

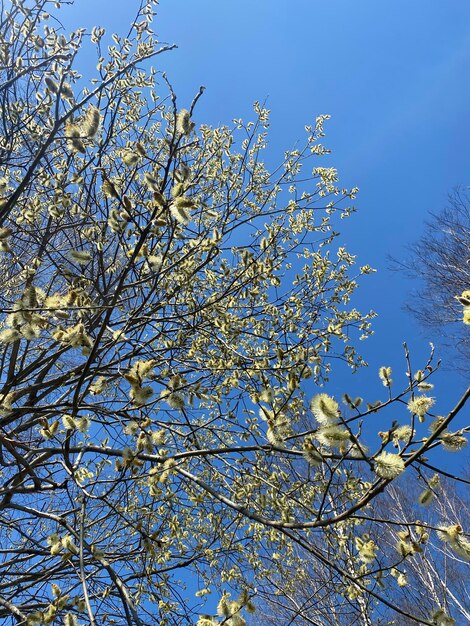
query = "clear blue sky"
(69, 0, 469, 413)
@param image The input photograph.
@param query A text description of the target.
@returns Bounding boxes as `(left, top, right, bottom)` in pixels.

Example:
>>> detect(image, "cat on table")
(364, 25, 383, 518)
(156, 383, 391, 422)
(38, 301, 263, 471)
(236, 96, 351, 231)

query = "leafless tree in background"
(393, 187, 470, 373)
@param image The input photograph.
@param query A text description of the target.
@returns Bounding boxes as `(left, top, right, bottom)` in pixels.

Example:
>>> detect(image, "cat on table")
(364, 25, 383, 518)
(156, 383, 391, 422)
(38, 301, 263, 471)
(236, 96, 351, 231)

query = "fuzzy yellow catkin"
(173, 196, 195, 209)
(0, 328, 21, 344)
(436, 524, 470, 561)
(418, 489, 433, 506)
(62, 415, 77, 430)
(123, 195, 132, 212)
(170, 204, 191, 225)
(65, 122, 85, 153)
(393, 425, 413, 443)
(53, 323, 93, 349)
(61, 83, 74, 100)
(166, 392, 185, 409)
(407, 395, 435, 421)
(153, 190, 166, 207)
(430, 608, 455, 626)
(175, 163, 190, 182)
(176, 108, 192, 135)
(357, 538, 377, 564)
(130, 385, 154, 407)
(459, 290, 470, 304)
(0, 391, 17, 416)
(374, 451, 405, 479)
(108, 209, 125, 233)
(158, 458, 176, 483)
(315, 425, 350, 447)
(144, 172, 160, 192)
(63, 612, 78, 626)
(68, 250, 92, 265)
(310, 393, 339, 425)
(266, 424, 283, 446)
(147, 255, 163, 271)
(463, 306, 470, 325)
(45, 76, 58, 93)
(378, 366, 392, 386)
(302, 437, 323, 466)
(172, 182, 185, 198)
(122, 150, 139, 166)
(83, 105, 100, 137)
(440, 432, 467, 452)
(0, 227, 12, 241)
(102, 180, 119, 199)
(457, 289, 470, 324)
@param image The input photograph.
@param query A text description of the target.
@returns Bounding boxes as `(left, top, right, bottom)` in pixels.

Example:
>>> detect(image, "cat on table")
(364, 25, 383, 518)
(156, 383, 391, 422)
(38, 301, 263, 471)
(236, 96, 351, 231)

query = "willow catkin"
(176, 108, 193, 135)
(83, 105, 101, 138)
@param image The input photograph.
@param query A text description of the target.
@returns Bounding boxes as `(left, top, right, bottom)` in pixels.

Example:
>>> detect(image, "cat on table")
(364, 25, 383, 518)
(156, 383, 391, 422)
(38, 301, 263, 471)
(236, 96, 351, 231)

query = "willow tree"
(0, 2, 468, 626)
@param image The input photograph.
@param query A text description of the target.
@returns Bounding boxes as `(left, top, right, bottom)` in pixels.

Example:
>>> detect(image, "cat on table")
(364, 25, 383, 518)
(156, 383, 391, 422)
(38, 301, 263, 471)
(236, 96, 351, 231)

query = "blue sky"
(68, 0, 469, 414)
